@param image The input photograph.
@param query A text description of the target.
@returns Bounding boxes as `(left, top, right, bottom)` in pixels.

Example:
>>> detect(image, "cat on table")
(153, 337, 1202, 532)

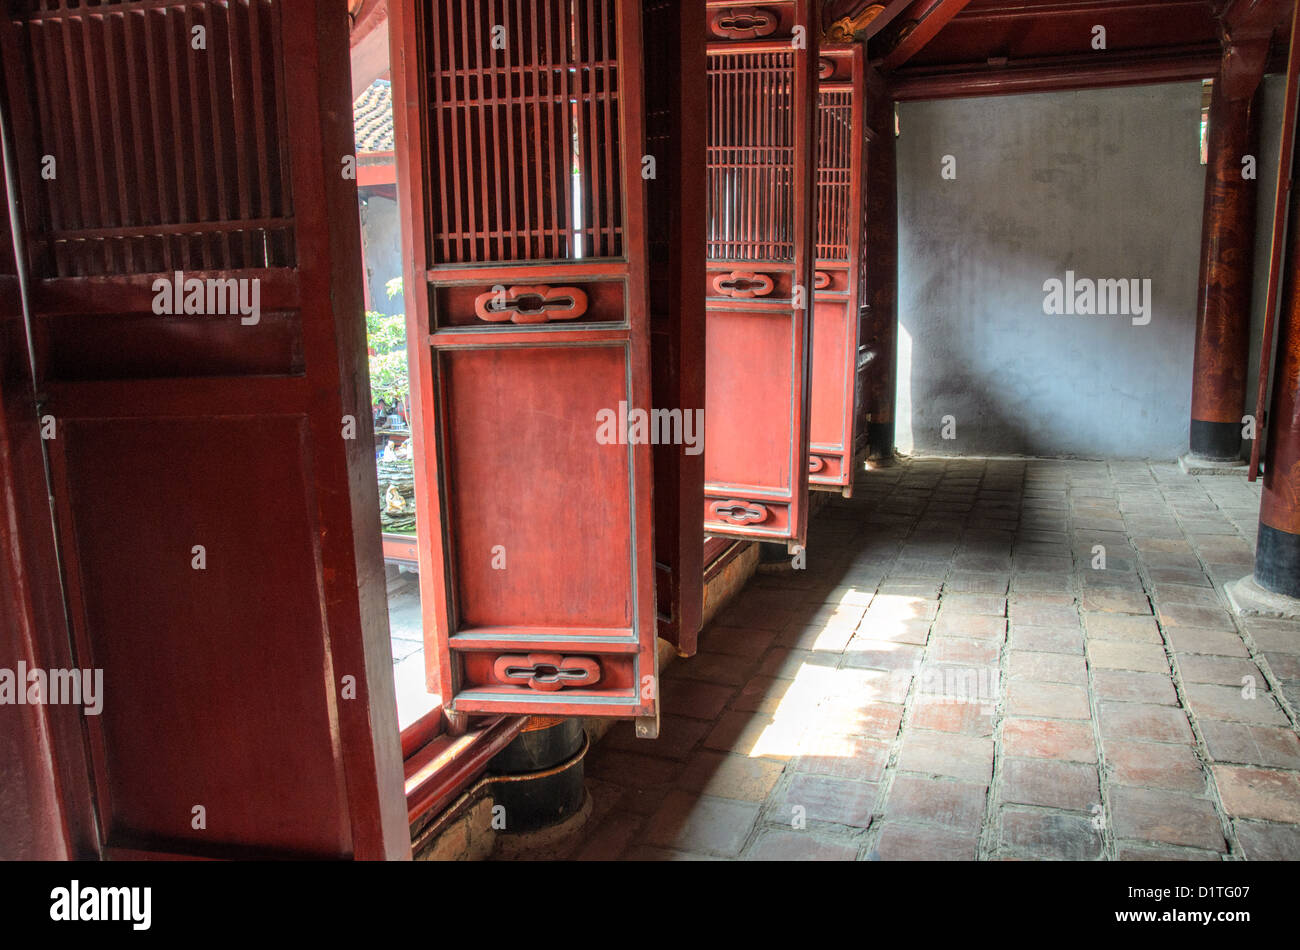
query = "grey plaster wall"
(894, 80, 1281, 459)
(360, 193, 406, 317)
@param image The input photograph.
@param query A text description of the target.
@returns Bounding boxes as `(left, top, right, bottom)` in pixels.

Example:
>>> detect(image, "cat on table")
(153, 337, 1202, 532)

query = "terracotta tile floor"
(570, 457, 1300, 860)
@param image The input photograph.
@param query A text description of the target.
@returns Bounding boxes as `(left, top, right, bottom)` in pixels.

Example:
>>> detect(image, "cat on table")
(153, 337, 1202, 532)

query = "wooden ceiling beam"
(349, 0, 390, 99)
(890, 43, 1221, 99)
(350, 0, 388, 50)
(955, 0, 1212, 21)
(880, 0, 975, 70)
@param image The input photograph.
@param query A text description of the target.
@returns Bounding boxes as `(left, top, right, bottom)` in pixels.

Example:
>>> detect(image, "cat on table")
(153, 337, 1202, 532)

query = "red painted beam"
(358, 153, 397, 187)
(881, 0, 974, 70)
(350, 0, 387, 49)
(350, 0, 390, 97)
(866, 0, 922, 39)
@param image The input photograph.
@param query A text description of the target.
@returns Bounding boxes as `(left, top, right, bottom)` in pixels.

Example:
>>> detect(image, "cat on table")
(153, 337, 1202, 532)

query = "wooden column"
(1256, 127, 1300, 598)
(1189, 38, 1267, 462)
(648, 0, 707, 656)
(861, 69, 898, 460)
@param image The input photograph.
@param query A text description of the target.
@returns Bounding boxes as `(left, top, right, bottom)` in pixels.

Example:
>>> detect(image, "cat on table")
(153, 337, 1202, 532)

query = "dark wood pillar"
(1189, 38, 1267, 462)
(861, 68, 898, 460)
(1257, 134, 1300, 599)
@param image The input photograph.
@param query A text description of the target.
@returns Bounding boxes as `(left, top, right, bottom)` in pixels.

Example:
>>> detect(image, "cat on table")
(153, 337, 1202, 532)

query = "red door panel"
(704, 0, 817, 550)
(391, 0, 662, 732)
(810, 45, 866, 496)
(49, 418, 359, 856)
(0, 0, 408, 859)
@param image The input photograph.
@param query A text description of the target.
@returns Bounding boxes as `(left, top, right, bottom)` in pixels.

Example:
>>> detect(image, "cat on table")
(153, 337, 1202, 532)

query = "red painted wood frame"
(703, 0, 818, 551)
(0, 115, 99, 859)
(391, 0, 662, 733)
(0, 0, 408, 859)
(809, 43, 865, 497)
(646, 0, 707, 657)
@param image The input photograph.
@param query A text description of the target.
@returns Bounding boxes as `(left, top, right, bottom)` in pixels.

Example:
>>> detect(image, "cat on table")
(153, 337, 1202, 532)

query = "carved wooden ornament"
(710, 500, 770, 525)
(710, 8, 779, 40)
(712, 271, 775, 298)
(473, 284, 590, 323)
(825, 4, 885, 44)
(493, 653, 602, 692)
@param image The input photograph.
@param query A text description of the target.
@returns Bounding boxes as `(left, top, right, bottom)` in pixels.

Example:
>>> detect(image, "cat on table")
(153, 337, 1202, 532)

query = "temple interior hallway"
(547, 457, 1300, 860)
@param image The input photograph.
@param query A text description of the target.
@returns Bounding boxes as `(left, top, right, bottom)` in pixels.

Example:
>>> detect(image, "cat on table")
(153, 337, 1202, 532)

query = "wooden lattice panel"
(706, 49, 795, 262)
(816, 88, 852, 263)
(420, 0, 624, 264)
(3, 0, 295, 277)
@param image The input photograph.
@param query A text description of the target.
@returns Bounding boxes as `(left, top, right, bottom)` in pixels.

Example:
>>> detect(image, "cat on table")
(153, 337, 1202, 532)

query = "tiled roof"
(354, 78, 394, 153)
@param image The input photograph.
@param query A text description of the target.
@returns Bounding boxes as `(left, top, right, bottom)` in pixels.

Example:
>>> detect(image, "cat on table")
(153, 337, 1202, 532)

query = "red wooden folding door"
(703, 0, 818, 550)
(809, 43, 866, 497)
(391, 0, 691, 733)
(0, 0, 407, 859)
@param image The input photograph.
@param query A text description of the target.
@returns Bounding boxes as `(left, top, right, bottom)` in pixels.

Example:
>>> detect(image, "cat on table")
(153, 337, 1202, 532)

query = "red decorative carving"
(818, 57, 836, 80)
(814, 271, 832, 289)
(712, 271, 774, 298)
(808, 455, 826, 473)
(493, 653, 602, 692)
(710, 500, 769, 525)
(710, 8, 779, 40)
(473, 284, 590, 323)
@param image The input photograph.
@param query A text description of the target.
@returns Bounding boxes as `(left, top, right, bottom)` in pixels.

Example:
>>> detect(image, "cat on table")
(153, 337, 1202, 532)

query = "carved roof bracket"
(824, 2, 886, 44)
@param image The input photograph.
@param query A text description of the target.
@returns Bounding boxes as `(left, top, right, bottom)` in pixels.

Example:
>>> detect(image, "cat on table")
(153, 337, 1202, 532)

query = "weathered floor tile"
(576, 458, 1297, 863)
(642, 791, 761, 857)
(1213, 766, 1300, 823)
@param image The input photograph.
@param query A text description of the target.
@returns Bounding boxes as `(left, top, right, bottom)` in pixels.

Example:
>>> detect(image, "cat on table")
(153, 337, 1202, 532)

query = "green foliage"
(366, 308, 408, 408)
(364, 277, 409, 409)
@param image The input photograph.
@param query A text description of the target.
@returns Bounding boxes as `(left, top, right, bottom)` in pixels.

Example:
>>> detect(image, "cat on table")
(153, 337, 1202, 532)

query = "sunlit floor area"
(561, 457, 1300, 860)
(388, 568, 438, 730)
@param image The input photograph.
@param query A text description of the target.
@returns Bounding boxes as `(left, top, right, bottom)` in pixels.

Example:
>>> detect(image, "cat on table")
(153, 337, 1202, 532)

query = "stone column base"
(1225, 574, 1300, 619)
(1179, 453, 1249, 476)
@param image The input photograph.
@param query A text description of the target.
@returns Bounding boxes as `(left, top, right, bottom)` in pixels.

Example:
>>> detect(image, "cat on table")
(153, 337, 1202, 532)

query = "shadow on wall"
(895, 321, 1064, 457)
(894, 81, 1279, 461)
